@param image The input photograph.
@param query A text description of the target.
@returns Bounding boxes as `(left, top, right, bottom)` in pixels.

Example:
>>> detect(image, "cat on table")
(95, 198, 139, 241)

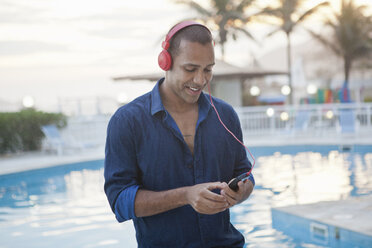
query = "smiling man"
(104, 21, 254, 248)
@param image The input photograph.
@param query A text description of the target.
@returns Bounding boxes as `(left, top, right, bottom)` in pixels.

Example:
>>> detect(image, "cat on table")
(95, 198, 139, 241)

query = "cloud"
(0, 0, 47, 24)
(0, 40, 69, 56)
(66, 8, 187, 46)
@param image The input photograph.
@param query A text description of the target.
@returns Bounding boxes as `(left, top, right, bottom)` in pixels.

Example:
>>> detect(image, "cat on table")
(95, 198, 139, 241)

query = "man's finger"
(204, 182, 228, 202)
(222, 182, 239, 198)
(206, 182, 225, 191)
(221, 189, 238, 205)
(199, 200, 229, 213)
(203, 188, 228, 202)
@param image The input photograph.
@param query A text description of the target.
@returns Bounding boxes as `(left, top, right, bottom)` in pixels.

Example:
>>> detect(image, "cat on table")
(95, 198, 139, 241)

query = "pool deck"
(0, 146, 104, 175)
(1, 137, 371, 176)
(273, 196, 372, 236)
(272, 196, 372, 246)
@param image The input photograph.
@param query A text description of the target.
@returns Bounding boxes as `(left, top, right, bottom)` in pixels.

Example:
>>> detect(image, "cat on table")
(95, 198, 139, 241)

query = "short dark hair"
(168, 24, 213, 59)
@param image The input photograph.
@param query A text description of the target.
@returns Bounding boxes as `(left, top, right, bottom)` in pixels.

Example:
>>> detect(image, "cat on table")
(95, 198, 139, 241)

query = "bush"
(364, 96, 372, 103)
(0, 109, 67, 154)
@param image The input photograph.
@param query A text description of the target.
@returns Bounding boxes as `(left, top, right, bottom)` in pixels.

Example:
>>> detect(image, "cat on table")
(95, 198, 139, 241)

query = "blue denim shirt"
(104, 78, 254, 248)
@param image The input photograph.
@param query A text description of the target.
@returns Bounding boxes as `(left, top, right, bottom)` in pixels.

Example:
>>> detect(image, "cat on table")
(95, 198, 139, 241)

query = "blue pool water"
(0, 145, 371, 247)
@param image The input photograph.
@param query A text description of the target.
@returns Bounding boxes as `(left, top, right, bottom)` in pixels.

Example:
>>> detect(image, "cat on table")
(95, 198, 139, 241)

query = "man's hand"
(186, 182, 229, 215)
(220, 179, 254, 207)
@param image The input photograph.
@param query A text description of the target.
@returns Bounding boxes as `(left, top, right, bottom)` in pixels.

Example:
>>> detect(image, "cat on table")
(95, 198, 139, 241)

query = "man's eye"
(205, 68, 212, 73)
(185, 68, 196, 72)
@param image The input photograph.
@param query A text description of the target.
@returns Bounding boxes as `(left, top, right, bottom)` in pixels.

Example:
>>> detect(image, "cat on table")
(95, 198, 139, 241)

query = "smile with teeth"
(185, 85, 201, 92)
(185, 84, 206, 95)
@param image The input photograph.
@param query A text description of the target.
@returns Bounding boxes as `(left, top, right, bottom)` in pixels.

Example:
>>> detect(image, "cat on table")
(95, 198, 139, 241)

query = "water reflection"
(252, 151, 358, 207)
(352, 153, 372, 196)
(0, 160, 136, 248)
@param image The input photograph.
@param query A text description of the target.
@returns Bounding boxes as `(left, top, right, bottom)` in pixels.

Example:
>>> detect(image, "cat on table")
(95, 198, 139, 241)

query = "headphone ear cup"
(158, 50, 172, 71)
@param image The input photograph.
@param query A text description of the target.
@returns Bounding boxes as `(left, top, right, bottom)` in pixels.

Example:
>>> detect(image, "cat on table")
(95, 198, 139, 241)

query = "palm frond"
(235, 27, 256, 42)
(265, 27, 282, 37)
(220, 10, 250, 23)
(258, 7, 283, 19)
(236, 0, 255, 12)
(306, 28, 342, 56)
(153, 16, 207, 47)
(296, 1, 330, 24)
(213, 0, 229, 12)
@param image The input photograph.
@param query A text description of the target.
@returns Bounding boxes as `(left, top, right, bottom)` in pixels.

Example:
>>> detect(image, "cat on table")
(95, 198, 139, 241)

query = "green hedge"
(0, 109, 67, 154)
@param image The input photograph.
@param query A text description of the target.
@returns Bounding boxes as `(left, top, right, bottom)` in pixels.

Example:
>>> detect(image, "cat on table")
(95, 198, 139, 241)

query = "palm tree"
(259, 0, 329, 104)
(175, 0, 256, 60)
(309, 0, 372, 90)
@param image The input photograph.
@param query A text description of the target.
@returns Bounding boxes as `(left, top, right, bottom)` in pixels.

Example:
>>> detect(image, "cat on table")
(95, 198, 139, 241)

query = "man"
(104, 21, 254, 248)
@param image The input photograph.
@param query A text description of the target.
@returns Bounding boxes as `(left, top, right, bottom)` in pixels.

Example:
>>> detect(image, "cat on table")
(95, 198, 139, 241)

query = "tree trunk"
(286, 32, 293, 105)
(344, 56, 351, 85)
(221, 43, 225, 61)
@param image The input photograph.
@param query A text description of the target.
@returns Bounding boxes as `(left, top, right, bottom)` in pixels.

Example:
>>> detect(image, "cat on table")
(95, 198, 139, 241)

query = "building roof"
(112, 59, 287, 82)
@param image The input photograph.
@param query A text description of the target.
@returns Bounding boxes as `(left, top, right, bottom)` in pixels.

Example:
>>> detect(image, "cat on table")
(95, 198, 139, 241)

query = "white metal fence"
(236, 103, 372, 143)
(60, 115, 111, 148)
(61, 103, 372, 148)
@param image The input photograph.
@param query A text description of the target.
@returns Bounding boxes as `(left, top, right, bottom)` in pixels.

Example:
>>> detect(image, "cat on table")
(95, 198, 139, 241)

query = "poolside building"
(112, 59, 287, 107)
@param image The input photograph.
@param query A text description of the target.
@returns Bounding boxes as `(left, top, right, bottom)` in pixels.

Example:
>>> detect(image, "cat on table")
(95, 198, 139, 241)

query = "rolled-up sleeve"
(104, 113, 140, 222)
(114, 185, 140, 222)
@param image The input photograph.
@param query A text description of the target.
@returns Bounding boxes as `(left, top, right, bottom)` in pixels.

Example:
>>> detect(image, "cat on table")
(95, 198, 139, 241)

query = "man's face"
(165, 39, 215, 105)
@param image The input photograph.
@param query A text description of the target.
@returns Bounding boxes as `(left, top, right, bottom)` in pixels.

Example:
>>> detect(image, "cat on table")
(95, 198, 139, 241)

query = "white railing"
(57, 96, 119, 116)
(236, 103, 372, 142)
(60, 115, 111, 148)
(59, 103, 372, 148)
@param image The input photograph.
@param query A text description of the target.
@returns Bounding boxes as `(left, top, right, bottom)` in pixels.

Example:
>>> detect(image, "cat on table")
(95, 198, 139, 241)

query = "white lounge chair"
(338, 109, 358, 134)
(41, 124, 87, 155)
(293, 110, 311, 132)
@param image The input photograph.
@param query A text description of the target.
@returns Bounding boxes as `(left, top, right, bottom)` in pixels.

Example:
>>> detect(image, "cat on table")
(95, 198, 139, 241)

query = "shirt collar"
(150, 77, 212, 117)
(150, 78, 166, 116)
(198, 88, 212, 121)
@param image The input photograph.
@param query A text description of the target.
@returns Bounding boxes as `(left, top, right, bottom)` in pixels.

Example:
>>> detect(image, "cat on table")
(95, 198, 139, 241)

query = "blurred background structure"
(1, 0, 371, 153)
(1, 0, 371, 113)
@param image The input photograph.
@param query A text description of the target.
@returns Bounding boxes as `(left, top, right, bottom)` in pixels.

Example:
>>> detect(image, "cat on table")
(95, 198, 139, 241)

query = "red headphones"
(158, 20, 210, 71)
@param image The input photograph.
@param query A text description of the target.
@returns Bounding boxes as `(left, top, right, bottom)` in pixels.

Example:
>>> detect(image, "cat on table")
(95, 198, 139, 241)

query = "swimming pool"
(0, 145, 371, 247)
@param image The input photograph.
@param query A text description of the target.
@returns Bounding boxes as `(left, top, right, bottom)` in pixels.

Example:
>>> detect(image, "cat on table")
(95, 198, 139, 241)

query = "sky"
(0, 0, 370, 113)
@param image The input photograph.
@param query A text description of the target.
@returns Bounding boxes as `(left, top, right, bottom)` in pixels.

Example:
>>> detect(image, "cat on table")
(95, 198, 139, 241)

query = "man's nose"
(193, 70, 206, 85)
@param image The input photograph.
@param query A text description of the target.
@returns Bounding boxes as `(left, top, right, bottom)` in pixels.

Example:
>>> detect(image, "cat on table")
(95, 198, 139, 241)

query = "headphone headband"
(164, 20, 206, 45)
(158, 20, 211, 71)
